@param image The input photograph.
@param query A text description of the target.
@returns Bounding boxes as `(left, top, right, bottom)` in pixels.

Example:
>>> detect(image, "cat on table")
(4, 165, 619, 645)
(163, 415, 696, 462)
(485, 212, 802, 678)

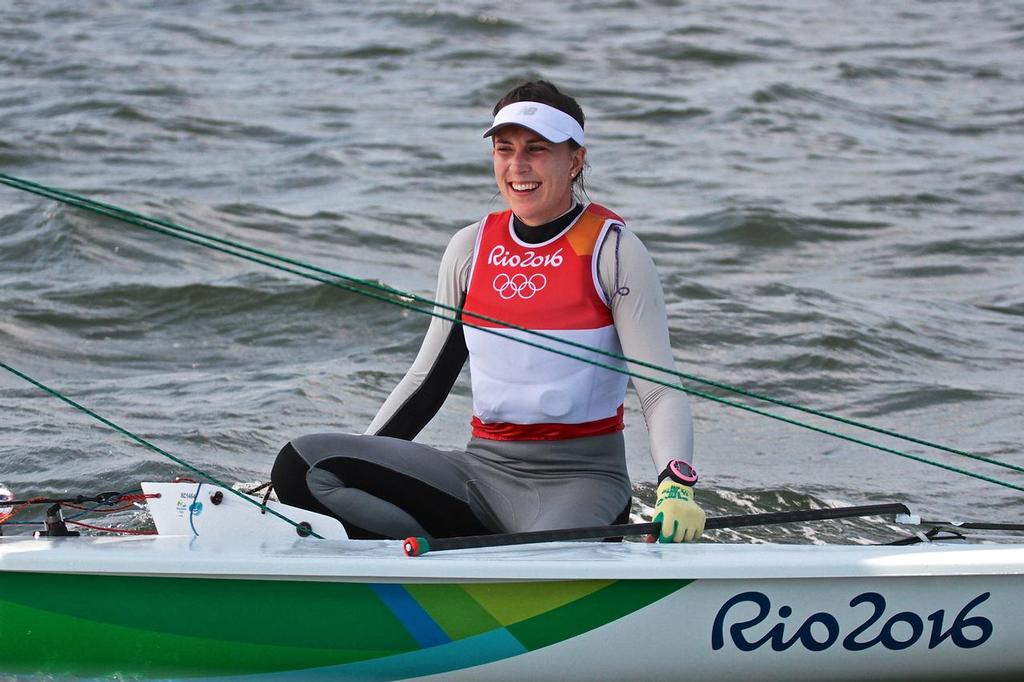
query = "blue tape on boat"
(370, 584, 452, 648)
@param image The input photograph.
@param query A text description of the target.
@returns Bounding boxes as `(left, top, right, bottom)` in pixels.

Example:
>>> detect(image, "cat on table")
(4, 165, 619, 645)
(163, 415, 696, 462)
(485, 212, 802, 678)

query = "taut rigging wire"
(0, 173, 1020, 493)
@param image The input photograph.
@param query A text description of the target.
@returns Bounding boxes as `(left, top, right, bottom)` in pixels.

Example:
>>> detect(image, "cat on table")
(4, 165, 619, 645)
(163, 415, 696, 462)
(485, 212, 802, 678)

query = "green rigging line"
(1, 173, 1021, 491)
(3, 173, 1017, 474)
(0, 361, 324, 539)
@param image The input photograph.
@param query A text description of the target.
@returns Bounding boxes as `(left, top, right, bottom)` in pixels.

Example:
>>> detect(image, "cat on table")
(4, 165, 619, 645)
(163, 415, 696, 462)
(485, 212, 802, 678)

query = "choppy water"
(1, 1, 1022, 542)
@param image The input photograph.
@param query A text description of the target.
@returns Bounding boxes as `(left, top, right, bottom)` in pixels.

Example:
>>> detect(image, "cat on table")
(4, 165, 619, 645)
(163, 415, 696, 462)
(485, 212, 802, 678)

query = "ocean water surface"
(1, 1, 1022, 543)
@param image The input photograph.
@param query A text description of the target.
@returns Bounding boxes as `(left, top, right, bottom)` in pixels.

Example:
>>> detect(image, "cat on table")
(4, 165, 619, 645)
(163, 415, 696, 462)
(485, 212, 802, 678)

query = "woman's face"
(492, 125, 585, 226)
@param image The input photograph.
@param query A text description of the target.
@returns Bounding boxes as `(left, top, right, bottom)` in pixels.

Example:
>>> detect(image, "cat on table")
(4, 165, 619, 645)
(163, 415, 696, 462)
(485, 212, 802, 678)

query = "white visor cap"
(483, 101, 585, 146)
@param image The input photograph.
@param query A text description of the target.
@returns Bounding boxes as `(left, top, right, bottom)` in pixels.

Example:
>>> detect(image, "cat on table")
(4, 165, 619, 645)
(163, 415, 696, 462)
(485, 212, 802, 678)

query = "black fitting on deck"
(33, 504, 80, 538)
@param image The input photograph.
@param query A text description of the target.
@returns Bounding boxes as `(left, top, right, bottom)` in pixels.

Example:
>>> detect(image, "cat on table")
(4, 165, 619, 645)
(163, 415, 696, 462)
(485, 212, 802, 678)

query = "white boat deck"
(2, 534, 1023, 582)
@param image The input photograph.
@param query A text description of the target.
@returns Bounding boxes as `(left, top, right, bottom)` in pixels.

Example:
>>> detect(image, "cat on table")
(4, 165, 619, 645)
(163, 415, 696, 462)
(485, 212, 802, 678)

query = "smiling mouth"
(510, 181, 540, 193)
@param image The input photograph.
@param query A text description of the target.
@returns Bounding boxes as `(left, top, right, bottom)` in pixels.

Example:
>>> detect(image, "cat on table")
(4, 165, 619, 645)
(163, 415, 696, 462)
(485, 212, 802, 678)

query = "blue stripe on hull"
(369, 584, 451, 648)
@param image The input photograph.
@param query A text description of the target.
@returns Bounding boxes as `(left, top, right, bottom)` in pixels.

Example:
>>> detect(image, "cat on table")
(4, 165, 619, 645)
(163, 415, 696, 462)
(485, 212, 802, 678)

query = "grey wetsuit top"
(367, 206, 694, 473)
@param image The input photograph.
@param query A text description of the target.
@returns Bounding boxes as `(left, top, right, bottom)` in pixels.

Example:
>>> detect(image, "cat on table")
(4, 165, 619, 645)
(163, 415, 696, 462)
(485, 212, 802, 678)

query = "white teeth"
(511, 182, 540, 191)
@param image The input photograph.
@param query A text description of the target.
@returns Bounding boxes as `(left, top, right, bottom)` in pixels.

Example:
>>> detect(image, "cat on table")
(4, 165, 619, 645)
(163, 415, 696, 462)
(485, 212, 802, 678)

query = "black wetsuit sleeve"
(373, 309, 468, 440)
(365, 222, 478, 440)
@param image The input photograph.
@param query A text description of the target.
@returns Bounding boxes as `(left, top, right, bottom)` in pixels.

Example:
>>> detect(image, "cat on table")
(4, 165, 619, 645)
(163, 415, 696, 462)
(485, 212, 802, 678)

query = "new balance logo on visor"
(493, 273, 546, 300)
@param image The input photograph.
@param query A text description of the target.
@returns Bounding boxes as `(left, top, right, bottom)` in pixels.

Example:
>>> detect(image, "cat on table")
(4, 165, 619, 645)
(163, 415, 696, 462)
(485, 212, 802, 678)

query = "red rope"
(0, 497, 48, 524)
(64, 503, 134, 512)
(63, 493, 158, 512)
(67, 520, 157, 535)
(0, 493, 163, 532)
(119, 493, 159, 503)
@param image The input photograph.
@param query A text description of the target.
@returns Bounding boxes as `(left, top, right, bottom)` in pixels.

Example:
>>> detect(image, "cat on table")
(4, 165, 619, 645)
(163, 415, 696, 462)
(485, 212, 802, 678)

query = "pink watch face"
(669, 460, 698, 485)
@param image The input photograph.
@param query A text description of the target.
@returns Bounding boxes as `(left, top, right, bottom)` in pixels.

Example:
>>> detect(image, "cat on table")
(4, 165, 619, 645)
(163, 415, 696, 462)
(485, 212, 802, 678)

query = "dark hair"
(492, 80, 585, 150)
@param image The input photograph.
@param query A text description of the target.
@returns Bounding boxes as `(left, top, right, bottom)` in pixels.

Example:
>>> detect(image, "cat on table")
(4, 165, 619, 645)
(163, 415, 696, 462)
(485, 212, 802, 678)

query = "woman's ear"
(572, 146, 587, 177)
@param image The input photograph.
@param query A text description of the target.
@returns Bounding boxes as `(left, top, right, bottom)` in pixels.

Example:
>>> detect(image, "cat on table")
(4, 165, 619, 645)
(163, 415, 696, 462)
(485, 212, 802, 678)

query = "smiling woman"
(491, 125, 582, 226)
(485, 87, 587, 226)
(271, 80, 706, 544)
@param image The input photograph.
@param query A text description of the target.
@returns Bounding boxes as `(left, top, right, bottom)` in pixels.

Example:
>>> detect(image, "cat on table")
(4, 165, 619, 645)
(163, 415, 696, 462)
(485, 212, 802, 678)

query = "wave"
(388, 8, 521, 34)
(289, 44, 413, 61)
(678, 206, 891, 248)
(614, 106, 711, 123)
(750, 83, 1020, 136)
(632, 485, 907, 544)
(632, 41, 764, 66)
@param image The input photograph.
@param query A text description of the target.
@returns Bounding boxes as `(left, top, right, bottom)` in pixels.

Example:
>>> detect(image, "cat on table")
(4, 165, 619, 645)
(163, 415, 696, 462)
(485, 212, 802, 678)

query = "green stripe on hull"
(462, 579, 614, 625)
(507, 579, 684, 650)
(404, 584, 501, 640)
(0, 599, 408, 678)
(0, 571, 690, 679)
(0, 571, 415, 650)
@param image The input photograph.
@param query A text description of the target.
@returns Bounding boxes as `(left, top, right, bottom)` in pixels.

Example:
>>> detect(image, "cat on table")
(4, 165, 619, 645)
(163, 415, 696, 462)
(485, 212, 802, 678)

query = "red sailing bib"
(463, 203, 629, 440)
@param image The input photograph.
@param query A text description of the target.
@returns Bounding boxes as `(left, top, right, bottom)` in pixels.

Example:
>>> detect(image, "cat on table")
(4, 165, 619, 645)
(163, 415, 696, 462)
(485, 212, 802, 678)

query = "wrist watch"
(658, 459, 698, 487)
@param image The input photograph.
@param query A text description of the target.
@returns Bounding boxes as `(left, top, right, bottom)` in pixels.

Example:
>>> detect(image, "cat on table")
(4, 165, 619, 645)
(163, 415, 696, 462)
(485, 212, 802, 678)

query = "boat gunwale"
(2, 535, 1023, 582)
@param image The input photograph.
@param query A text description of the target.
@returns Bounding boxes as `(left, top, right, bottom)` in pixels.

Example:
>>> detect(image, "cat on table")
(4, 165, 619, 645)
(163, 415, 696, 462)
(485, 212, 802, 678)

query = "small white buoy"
(0, 486, 13, 534)
(0, 485, 13, 516)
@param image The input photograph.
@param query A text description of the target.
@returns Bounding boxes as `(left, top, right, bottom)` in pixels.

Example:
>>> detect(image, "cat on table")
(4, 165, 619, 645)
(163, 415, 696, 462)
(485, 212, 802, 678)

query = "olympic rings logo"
(493, 272, 547, 300)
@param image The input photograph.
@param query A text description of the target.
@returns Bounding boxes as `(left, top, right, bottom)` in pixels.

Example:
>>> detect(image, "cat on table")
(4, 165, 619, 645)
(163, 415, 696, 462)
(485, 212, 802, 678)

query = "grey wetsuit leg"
(284, 430, 632, 538)
(288, 433, 490, 539)
(461, 432, 632, 532)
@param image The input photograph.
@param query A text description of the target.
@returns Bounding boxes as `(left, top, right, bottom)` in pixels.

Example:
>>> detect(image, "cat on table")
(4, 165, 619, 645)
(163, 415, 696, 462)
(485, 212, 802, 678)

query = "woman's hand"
(653, 477, 706, 543)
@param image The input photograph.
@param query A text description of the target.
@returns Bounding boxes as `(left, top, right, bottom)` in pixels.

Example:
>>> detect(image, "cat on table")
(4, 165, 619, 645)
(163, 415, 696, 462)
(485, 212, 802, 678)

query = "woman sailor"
(272, 80, 704, 543)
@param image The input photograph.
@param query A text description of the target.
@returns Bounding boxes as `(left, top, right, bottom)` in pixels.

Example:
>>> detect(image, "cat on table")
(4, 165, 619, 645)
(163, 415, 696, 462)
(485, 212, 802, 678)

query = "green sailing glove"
(653, 460, 706, 543)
